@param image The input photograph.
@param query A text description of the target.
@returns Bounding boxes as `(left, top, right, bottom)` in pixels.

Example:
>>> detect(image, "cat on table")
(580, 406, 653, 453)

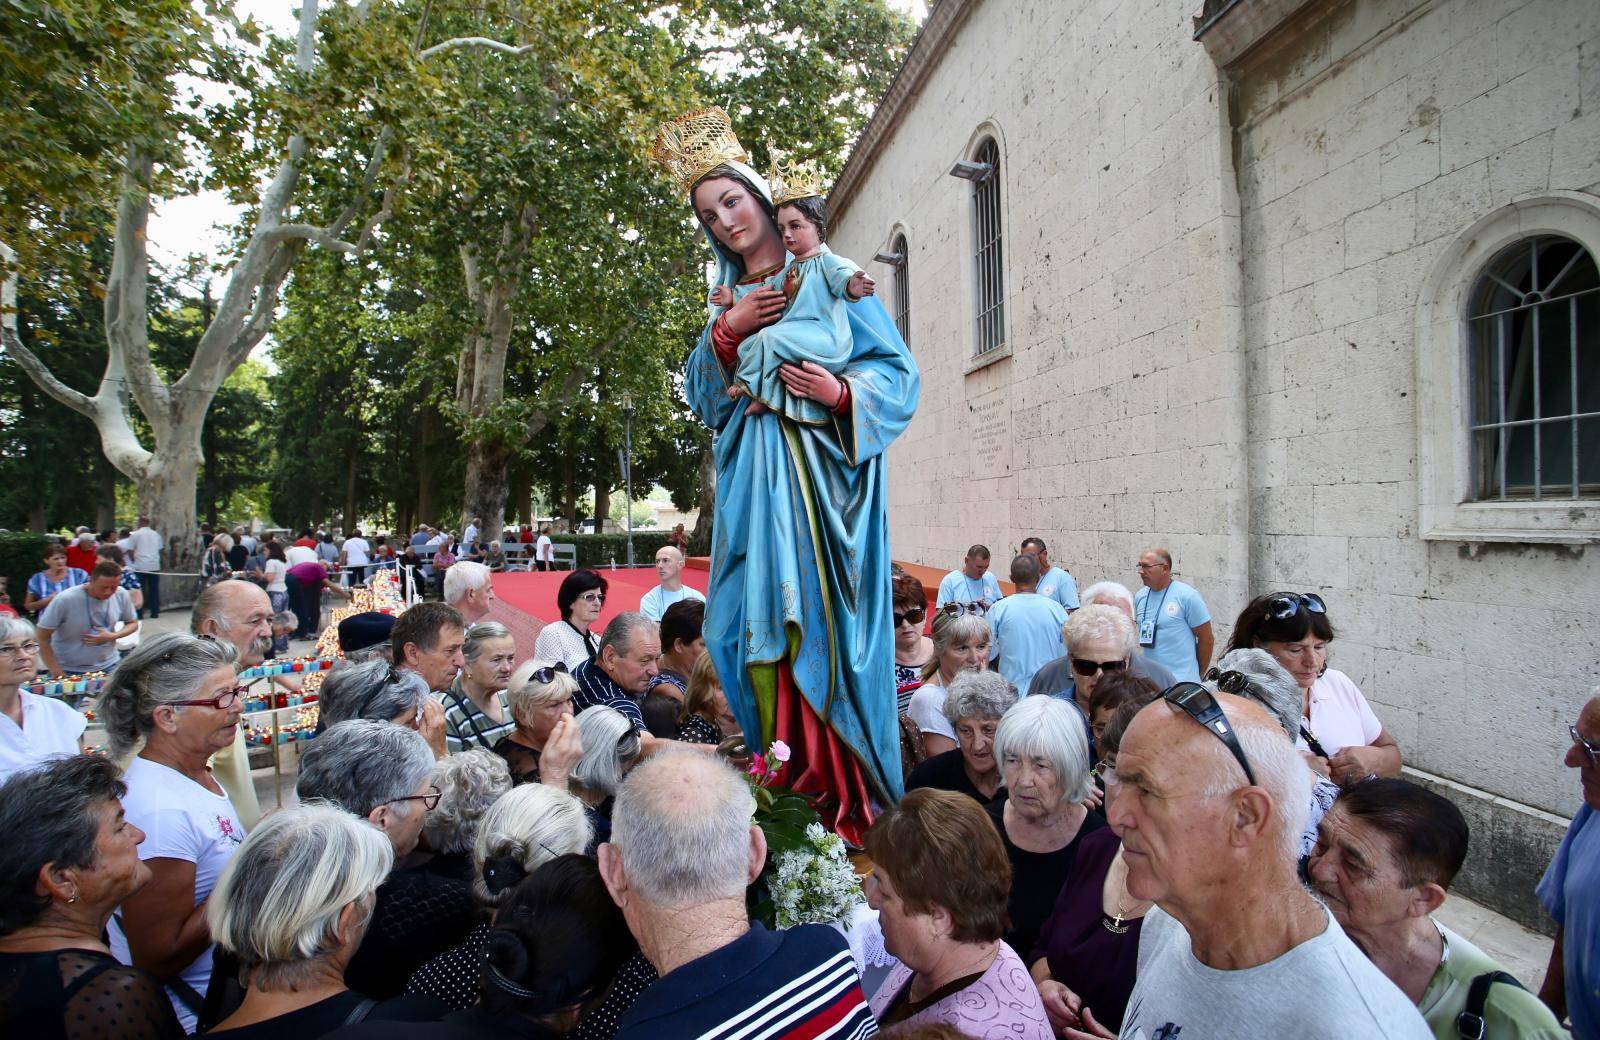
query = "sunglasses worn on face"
(1163, 682, 1258, 787)
(528, 661, 570, 685)
(894, 608, 925, 627)
(169, 685, 248, 712)
(1072, 657, 1127, 676)
(1265, 592, 1326, 620)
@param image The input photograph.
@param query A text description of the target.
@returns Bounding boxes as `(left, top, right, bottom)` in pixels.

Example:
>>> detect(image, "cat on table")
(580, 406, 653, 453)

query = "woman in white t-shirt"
(262, 543, 289, 610)
(534, 527, 554, 571)
(0, 618, 86, 781)
(907, 609, 992, 758)
(95, 632, 245, 1032)
(1226, 591, 1403, 786)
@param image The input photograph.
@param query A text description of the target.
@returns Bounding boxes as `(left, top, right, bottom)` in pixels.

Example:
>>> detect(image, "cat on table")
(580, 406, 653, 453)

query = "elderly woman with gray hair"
(493, 659, 583, 789)
(904, 670, 1018, 807)
(988, 695, 1105, 961)
(442, 621, 518, 753)
(1207, 647, 1340, 858)
(0, 754, 183, 1038)
(569, 704, 643, 845)
(0, 616, 86, 781)
(95, 632, 243, 1033)
(203, 804, 445, 1035)
(906, 609, 992, 758)
(316, 657, 447, 759)
(296, 720, 477, 1000)
(418, 749, 512, 883)
(406, 784, 596, 1011)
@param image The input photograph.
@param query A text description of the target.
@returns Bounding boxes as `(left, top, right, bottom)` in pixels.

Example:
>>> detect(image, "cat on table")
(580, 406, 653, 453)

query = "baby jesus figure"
(710, 190, 875, 423)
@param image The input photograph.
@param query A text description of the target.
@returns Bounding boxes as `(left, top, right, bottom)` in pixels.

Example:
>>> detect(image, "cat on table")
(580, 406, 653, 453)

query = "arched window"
(891, 232, 910, 347)
(970, 138, 1004, 355)
(1467, 235, 1599, 501)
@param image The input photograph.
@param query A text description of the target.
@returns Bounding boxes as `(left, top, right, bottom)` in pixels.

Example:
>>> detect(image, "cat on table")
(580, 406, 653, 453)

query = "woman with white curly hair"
(419, 749, 512, 882)
(904, 670, 1018, 807)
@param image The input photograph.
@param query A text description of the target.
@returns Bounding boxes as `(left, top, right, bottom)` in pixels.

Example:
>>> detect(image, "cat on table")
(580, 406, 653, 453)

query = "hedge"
(557, 532, 674, 569)
(0, 531, 56, 610)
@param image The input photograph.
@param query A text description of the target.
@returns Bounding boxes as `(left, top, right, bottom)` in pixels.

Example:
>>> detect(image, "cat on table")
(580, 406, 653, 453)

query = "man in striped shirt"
(602, 748, 876, 1040)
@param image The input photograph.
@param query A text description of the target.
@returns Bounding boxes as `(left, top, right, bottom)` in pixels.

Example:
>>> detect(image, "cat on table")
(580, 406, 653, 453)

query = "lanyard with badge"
(964, 574, 991, 610)
(1137, 585, 1169, 648)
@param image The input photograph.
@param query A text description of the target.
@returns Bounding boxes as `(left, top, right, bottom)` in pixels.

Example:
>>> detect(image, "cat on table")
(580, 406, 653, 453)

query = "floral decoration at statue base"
(745, 741, 864, 930)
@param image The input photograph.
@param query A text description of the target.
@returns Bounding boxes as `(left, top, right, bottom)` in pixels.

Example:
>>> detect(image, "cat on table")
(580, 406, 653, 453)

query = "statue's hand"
(724, 287, 786, 335)
(777, 362, 846, 410)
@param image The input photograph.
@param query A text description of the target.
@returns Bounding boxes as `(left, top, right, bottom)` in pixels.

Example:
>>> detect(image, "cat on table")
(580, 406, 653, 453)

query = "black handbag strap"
(342, 996, 379, 1025)
(1456, 970, 1525, 1040)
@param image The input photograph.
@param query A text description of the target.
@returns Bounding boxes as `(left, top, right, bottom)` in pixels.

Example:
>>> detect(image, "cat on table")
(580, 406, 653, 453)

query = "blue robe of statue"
(687, 215, 919, 821)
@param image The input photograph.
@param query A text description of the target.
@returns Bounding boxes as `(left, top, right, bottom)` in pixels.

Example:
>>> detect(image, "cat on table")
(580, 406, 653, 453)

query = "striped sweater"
(616, 922, 876, 1040)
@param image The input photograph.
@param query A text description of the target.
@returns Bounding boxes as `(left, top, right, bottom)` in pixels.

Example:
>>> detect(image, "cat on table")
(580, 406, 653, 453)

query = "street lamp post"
(620, 392, 635, 568)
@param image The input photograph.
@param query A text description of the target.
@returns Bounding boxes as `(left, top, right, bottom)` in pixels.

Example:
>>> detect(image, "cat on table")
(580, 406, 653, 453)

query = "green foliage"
(0, 532, 54, 610)
(558, 531, 674, 568)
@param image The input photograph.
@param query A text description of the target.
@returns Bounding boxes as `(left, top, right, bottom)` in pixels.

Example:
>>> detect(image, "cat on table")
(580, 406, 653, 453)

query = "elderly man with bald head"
(638, 545, 704, 623)
(1096, 689, 1429, 1039)
(1536, 692, 1600, 1035)
(190, 578, 274, 829)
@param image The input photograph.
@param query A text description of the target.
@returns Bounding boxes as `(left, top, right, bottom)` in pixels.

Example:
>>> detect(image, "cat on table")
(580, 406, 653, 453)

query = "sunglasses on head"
(1071, 657, 1127, 676)
(893, 607, 925, 627)
(940, 602, 983, 617)
(1163, 681, 1258, 787)
(1264, 592, 1326, 620)
(527, 661, 570, 685)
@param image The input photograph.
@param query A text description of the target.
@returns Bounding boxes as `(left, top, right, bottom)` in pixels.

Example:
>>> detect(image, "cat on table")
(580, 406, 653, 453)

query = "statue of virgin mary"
(652, 108, 919, 844)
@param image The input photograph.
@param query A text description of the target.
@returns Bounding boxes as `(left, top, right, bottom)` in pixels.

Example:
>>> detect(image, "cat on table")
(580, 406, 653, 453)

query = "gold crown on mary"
(767, 143, 827, 207)
(651, 107, 750, 194)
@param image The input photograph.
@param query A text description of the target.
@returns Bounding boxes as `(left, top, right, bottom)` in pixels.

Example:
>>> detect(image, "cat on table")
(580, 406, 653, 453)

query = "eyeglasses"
(1071, 657, 1127, 676)
(940, 602, 984, 617)
(1162, 682, 1257, 787)
(1264, 592, 1326, 620)
(0, 641, 41, 658)
(893, 607, 926, 627)
(1092, 758, 1117, 784)
(168, 685, 247, 712)
(387, 785, 442, 811)
(1572, 724, 1599, 768)
(527, 662, 570, 685)
(578, 592, 606, 604)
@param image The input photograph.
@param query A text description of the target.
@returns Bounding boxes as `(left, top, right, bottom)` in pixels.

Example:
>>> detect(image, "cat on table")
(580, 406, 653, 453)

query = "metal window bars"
(970, 139, 1005, 356)
(1468, 235, 1599, 501)
(892, 233, 911, 347)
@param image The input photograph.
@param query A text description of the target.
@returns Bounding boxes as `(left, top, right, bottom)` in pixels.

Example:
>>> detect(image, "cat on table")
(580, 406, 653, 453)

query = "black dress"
(204, 991, 445, 1038)
(0, 948, 184, 1040)
(675, 714, 720, 745)
(492, 735, 543, 786)
(903, 748, 1005, 808)
(984, 794, 1106, 962)
(345, 867, 482, 999)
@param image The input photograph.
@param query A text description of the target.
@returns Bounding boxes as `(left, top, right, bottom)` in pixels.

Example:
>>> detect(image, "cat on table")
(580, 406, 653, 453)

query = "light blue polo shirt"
(1037, 566, 1080, 610)
(1133, 579, 1210, 682)
(985, 592, 1068, 693)
(936, 569, 1003, 610)
(1538, 803, 1600, 1039)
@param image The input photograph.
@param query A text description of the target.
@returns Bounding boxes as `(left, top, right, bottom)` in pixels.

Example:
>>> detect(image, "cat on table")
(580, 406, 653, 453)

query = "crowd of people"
(0, 528, 1591, 1039)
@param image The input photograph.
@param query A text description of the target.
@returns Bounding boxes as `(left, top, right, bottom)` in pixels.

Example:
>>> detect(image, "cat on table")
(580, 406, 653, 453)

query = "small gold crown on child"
(766, 142, 827, 207)
(650, 106, 750, 194)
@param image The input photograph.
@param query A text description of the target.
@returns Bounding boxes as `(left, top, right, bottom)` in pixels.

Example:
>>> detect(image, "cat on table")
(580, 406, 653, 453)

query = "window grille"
(1468, 235, 1599, 501)
(971, 138, 1004, 355)
(891, 233, 910, 347)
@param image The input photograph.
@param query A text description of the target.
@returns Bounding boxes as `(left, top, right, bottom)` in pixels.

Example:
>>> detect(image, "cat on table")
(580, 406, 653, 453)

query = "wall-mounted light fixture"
(948, 159, 994, 183)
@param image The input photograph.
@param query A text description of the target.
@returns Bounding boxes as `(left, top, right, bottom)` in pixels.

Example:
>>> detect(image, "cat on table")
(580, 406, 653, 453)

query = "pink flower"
(769, 740, 791, 764)
(747, 753, 767, 778)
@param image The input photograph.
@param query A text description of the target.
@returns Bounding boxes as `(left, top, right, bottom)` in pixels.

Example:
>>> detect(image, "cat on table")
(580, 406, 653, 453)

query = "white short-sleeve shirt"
(108, 756, 245, 1032)
(1299, 668, 1383, 757)
(0, 693, 87, 781)
(342, 537, 371, 566)
(907, 681, 956, 741)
